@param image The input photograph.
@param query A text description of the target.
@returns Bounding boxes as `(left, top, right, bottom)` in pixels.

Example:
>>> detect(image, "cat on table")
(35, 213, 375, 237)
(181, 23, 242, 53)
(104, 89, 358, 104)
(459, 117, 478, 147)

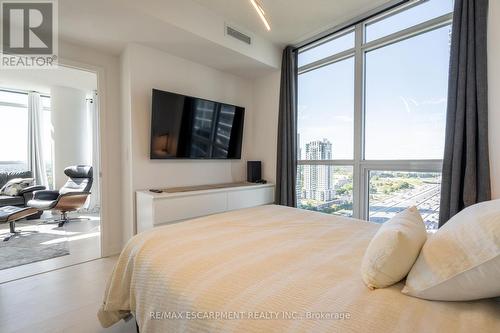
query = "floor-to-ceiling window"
(0, 90, 29, 173)
(0, 89, 54, 188)
(296, 0, 453, 230)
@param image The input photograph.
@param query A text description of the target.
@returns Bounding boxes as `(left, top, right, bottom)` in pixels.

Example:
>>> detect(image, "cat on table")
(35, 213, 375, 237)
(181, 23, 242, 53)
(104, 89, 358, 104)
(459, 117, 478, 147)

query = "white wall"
(120, 47, 134, 249)
(121, 0, 281, 71)
(250, 71, 281, 184)
(59, 41, 123, 256)
(51, 86, 91, 188)
(488, 0, 500, 199)
(121, 43, 255, 241)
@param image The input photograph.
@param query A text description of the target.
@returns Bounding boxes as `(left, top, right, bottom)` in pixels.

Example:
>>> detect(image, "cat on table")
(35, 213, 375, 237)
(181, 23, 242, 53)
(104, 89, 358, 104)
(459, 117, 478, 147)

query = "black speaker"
(247, 161, 262, 183)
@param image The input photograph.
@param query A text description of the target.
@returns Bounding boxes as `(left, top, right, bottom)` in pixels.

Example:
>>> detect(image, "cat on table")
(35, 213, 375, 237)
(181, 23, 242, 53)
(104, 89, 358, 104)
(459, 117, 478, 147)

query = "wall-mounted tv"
(150, 89, 245, 159)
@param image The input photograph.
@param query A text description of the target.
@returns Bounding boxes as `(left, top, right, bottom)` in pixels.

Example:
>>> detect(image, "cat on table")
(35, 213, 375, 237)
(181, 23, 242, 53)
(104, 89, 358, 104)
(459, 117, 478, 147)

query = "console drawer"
(154, 192, 227, 225)
(227, 187, 274, 211)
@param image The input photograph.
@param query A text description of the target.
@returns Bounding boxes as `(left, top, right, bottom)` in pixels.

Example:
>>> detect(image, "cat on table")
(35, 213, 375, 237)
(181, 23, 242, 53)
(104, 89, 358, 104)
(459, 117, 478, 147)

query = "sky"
(298, 0, 454, 161)
(0, 105, 28, 163)
(0, 93, 52, 164)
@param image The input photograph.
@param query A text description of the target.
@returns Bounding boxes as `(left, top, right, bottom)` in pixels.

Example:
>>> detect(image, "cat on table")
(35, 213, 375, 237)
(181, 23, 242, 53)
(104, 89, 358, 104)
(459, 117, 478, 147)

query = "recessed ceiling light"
(250, 0, 271, 31)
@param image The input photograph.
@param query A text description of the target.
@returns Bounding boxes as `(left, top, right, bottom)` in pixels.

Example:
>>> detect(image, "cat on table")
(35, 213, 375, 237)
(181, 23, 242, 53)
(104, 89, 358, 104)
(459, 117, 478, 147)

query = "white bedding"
(98, 205, 500, 332)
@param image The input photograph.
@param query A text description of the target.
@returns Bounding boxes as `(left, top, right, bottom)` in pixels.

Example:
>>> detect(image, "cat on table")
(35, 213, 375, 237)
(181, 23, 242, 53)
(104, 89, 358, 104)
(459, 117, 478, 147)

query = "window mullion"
(297, 160, 354, 166)
(0, 102, 27, 108)
(353, 22, 364, 220)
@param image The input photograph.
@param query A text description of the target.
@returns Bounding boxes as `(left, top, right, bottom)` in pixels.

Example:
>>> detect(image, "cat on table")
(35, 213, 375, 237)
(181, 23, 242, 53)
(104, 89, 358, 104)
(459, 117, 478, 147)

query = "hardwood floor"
(0, 257, 135, 333)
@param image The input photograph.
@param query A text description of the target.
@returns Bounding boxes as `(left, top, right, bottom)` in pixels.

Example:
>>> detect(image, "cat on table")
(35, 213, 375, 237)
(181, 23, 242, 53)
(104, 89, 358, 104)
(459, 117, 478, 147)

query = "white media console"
(136, 182, 275, 232)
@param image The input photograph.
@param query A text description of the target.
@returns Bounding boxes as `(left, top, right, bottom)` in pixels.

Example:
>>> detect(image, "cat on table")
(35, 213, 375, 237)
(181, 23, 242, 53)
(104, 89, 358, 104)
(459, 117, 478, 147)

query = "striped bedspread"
(98, 205, 500, 332)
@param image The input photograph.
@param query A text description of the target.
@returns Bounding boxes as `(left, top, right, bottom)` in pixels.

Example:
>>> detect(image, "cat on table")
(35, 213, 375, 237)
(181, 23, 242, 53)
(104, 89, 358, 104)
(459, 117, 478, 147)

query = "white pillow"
(402, 199, 500, 301)
(0, 178, 34, 196)
(361, 206, 427, 290)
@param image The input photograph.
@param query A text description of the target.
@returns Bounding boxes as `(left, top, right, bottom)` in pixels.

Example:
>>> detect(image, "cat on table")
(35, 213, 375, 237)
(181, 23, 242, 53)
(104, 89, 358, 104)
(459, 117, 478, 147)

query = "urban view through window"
(297, 0, 453, 230)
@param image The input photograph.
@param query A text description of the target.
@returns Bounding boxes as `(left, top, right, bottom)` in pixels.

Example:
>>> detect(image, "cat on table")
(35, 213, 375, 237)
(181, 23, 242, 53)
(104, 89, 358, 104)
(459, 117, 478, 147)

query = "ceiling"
(0, 66, 97, 94)
(193, 0, 392, 45)
(58, 0, 281, 78)
(56, 0, 393, 78)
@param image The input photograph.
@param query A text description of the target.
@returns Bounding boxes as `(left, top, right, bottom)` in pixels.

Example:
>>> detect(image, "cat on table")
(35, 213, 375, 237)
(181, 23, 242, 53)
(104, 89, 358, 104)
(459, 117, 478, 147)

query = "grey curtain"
(439, 0, 490, 227)
(275, 46, 298, 206)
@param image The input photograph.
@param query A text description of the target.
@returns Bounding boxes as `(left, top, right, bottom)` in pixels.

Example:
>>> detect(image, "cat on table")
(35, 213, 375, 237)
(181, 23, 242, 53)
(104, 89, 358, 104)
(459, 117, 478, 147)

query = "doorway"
(0, 65, 102, 283)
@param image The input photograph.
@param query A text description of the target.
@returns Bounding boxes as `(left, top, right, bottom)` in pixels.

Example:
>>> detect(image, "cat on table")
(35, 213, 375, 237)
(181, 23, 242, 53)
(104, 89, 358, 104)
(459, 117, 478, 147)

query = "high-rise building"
(296, 133, 303, 201)
(303, 139, 335, 201)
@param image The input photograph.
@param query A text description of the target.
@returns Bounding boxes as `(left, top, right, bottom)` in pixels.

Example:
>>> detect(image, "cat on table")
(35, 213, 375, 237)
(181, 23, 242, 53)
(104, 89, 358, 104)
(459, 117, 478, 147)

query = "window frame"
(296, 0, 452, 221)
(0, 89, 28, 108)
(0, 89, 30, 170)
(0, 89, 52, 183)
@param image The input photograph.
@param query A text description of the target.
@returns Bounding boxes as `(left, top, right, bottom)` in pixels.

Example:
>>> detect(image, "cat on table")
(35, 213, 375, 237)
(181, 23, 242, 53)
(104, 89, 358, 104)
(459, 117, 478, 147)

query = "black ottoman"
(0, 206, 39, 241)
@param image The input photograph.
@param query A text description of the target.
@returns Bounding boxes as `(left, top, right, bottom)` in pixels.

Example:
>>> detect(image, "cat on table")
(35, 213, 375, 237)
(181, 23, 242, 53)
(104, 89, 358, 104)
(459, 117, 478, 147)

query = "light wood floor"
(0, 212, 101, 284)
(0, 257, 136, 333)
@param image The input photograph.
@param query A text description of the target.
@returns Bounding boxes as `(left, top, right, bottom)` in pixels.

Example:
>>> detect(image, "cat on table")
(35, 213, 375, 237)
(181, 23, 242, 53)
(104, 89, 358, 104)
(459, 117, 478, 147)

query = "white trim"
(298, 160, 353, 166)
(362, 13, 453, 52)
(298, 48, 355, 75)
(353, 23, 364, 219)
(298, 27, 355, 54)
(293, 0, 409, 49)
(359, 160, 443, 171)
(363, 0, 425, 27)
(0, 101, 26, 108)
(0, 87, 50, 98)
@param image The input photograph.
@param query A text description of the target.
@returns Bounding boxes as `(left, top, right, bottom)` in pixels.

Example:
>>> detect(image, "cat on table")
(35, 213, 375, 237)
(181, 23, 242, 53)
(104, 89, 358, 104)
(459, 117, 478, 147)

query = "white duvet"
(99, 205, 500, 332)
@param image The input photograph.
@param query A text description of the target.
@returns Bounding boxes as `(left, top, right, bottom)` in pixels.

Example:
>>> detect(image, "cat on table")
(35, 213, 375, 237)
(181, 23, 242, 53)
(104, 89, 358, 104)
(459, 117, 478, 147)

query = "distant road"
(369, 183, 441, 229)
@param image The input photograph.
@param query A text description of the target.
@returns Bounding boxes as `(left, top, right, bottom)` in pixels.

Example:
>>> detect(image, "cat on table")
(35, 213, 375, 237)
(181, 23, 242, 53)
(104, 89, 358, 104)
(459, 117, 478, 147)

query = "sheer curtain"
(28, 92, 48, 187)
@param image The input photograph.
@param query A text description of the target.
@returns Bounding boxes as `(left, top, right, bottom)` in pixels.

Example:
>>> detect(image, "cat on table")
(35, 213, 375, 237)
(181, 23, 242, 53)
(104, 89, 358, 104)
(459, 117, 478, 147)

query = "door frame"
(57, 58, 108, 258)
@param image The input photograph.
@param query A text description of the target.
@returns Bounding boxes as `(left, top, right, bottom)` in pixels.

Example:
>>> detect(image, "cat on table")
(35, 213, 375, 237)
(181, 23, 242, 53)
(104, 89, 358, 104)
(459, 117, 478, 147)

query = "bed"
(98, 205, 500, 332)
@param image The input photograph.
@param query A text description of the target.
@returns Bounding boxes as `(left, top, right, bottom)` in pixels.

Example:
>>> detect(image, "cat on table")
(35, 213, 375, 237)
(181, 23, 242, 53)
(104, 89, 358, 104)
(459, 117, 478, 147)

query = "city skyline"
(297, 136, 441, 229)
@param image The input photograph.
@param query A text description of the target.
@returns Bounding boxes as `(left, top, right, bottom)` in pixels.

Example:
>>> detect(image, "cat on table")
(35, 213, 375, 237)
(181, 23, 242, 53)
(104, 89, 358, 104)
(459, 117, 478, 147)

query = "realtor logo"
(1, 0, 58, 68)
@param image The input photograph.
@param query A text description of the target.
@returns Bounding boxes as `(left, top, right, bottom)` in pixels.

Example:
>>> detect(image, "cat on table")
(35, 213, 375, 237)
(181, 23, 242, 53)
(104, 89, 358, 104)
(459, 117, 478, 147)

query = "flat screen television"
(150, 89, 245, 159)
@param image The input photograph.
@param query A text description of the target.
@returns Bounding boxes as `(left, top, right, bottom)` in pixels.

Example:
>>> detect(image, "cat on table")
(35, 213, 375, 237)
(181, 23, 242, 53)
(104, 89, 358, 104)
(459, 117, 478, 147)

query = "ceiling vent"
(225, 25, 252, 45)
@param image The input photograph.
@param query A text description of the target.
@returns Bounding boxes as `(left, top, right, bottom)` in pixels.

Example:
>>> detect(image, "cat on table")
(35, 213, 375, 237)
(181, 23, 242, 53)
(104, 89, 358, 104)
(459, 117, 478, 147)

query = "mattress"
(98, 205, 500, 332)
